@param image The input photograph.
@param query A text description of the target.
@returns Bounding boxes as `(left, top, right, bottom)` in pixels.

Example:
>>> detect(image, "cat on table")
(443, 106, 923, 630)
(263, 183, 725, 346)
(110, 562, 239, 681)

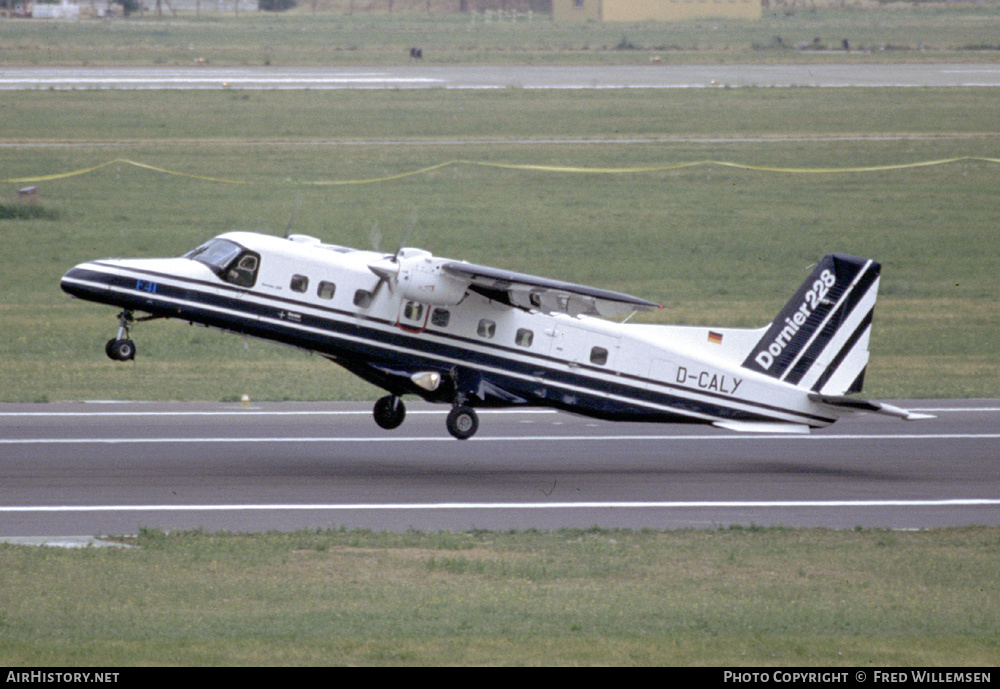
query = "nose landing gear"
(105, 311, 136, 361)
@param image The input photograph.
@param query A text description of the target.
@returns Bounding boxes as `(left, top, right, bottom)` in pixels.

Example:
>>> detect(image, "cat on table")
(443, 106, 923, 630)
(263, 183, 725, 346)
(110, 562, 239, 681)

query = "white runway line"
(0, 407, 557, 417)
(2, 498, 998, 514)
(1, 405, 994, 418)
(2, 433, 1000, 445)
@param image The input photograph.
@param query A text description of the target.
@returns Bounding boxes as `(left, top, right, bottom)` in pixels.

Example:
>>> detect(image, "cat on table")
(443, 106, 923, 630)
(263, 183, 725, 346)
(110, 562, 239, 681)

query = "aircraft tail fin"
(741, 254, 881, 395)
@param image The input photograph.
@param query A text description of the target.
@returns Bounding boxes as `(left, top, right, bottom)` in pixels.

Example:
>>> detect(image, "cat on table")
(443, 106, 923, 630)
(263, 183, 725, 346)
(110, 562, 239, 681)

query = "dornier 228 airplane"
(60, 231, 931, 439)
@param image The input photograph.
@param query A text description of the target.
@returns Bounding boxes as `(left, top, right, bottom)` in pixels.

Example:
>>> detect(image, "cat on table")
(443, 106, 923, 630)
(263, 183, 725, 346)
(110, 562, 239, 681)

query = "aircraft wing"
(442, 261, 661, 318)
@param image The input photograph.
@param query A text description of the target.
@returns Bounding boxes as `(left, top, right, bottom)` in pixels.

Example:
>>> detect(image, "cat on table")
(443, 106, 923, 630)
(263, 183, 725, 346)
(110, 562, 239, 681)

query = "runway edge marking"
(2, 498, 999, 513)
(3, 433, 1000, 444)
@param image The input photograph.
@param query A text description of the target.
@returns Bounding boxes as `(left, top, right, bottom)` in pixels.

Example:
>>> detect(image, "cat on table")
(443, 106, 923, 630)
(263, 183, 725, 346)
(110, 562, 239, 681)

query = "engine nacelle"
(398, 250, 469, 306)
(369, 249, 469, 307)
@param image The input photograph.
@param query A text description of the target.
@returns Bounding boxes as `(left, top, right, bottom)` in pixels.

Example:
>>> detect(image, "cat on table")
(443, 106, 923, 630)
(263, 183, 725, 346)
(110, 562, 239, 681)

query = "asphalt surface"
(2, 64, 1000, 90)
(1, 400, 998, 535)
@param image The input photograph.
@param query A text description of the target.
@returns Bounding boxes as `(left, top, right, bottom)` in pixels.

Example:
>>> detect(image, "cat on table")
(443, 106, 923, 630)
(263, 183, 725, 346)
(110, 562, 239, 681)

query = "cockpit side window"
(227, 253, 259, 287)
(186, 239, 260, 288)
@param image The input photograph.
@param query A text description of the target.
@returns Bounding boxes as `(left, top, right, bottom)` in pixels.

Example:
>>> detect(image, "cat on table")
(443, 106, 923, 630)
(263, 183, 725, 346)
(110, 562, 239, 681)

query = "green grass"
(1, 87, 998, 402)
(0, 200, 58, 220)
(3, 5, 1000, 66)
(1, 527, 998, 665)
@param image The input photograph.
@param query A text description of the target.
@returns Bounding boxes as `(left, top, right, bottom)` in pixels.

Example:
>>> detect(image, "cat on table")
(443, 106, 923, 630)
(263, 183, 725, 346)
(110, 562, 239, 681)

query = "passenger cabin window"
(317, 281, 336, 300)
(431, 308, 450, 328)
(477, 320, 496, 339)
(590, 347, 609, 366)
(290, 274, 309, 293)
(353, 289, 373, 309)
(515, 328, 534, 348)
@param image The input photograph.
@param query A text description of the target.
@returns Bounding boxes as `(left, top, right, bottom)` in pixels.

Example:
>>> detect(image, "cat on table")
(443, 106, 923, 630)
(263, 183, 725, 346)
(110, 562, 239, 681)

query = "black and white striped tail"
(742, 254, 880, 396)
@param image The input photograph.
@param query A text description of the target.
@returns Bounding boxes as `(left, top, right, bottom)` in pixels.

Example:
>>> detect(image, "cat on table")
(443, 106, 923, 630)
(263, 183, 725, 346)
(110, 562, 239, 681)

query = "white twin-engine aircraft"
(61, 231, 931, 439)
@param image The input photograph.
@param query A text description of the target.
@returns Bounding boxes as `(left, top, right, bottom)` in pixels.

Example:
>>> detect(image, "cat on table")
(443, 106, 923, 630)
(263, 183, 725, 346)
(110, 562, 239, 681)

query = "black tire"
(108, 339, 136, 361)
(446, 405, 479, 440)
(373, 395, 406, 430)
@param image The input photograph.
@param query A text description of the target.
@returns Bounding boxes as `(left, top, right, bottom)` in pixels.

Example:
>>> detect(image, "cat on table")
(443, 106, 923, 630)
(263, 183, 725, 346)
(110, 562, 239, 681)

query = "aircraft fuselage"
(61, 232, 887, 438)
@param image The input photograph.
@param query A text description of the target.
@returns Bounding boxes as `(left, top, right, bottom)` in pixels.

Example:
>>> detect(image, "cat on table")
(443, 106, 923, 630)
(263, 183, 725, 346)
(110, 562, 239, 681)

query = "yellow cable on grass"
(2, 158, 249, 185)
(3, 156, 998, 186)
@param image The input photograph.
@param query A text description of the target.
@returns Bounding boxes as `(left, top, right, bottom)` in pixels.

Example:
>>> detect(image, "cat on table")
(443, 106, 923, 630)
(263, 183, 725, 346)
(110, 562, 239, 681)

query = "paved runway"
(1, 400, 998, 535)
(2, 64, 999, 90)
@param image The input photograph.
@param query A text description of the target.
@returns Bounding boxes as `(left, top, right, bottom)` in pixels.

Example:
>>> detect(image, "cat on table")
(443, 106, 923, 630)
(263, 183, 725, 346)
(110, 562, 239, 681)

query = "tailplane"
(742, 254, 880, 395)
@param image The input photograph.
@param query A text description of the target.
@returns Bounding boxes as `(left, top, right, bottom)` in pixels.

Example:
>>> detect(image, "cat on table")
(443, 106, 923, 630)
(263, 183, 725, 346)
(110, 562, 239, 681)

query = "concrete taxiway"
(1, 64, 999, 90)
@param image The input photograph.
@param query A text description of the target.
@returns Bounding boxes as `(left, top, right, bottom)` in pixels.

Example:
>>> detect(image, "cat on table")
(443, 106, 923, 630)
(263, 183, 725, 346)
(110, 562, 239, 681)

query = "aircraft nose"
(60, 261, 108, 300)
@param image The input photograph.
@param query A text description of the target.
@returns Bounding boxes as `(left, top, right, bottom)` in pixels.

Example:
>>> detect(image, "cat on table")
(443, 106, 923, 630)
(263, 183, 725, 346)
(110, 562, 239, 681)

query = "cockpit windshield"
(184, 239, 243, 270)
(184, 238, 260, 288)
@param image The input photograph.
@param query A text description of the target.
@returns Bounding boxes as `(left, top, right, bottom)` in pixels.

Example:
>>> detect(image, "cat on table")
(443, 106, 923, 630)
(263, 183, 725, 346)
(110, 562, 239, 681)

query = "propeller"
(283, 194, 303, 239)
(398, 210, 418, 254)
(367, 211, 418, 298)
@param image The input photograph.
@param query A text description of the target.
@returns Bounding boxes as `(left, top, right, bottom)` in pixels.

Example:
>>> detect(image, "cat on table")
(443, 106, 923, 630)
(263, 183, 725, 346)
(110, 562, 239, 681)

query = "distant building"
(29, 0, 81, 18)
(552, 0, 760, 22)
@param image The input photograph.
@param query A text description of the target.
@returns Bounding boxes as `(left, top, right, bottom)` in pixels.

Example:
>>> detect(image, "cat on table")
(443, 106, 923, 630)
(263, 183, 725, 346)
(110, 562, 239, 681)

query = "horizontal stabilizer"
(713, 421, 811, 434)
(809, 394, 935, 421)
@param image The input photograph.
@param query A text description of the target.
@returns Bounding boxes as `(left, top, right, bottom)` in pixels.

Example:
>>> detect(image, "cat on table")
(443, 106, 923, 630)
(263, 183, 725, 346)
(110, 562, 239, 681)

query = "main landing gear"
(371, 394, 480, 440)
(373, 394, 406, 430)
(105, 311, 136, 361)
(446, 404, 479, 440)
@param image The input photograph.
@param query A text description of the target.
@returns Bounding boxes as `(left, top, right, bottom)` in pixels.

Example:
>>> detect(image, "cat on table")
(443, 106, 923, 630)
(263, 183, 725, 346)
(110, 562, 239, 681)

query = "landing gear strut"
(373, 395, 406, 430)
(105, 311, 136, 361)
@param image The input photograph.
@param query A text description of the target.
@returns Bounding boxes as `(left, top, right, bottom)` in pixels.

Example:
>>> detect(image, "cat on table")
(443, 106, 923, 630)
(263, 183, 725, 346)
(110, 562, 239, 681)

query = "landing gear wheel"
(446, 405, 479, 440)
(105, 311, 137, 361)
(105, 338, 136, 361)
(373, 395, 406, 430)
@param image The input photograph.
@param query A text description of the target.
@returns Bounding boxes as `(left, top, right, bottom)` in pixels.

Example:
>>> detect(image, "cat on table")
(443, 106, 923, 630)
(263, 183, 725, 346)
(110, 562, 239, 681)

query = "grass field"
(1, 87, 997, 402)
(2, 527, 999, 665)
